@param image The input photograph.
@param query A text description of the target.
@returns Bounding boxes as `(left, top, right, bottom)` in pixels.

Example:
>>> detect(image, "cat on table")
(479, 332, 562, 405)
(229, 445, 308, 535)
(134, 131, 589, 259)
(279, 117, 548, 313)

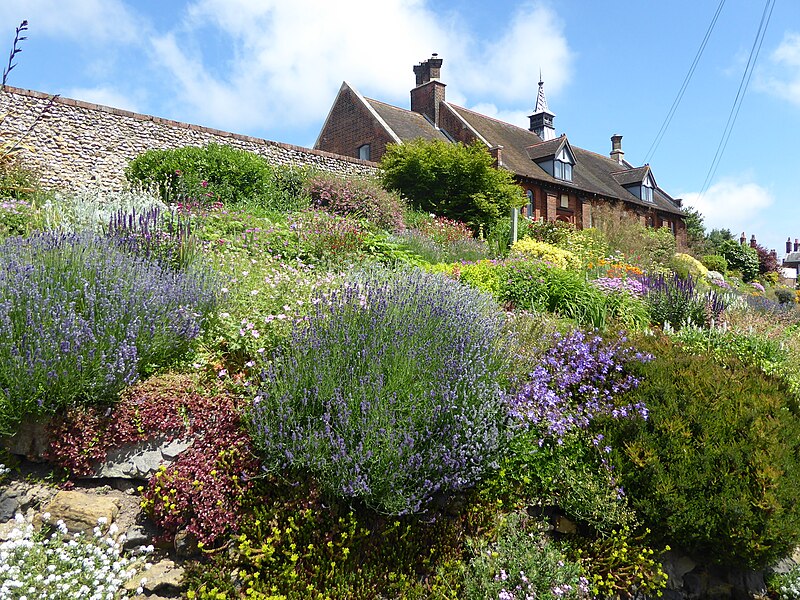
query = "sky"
(1, 0, 799, 256)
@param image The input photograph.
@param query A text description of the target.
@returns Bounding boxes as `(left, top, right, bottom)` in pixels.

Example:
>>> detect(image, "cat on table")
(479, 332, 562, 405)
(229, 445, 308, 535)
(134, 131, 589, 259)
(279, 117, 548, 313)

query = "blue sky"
(1, 0, 799, 255)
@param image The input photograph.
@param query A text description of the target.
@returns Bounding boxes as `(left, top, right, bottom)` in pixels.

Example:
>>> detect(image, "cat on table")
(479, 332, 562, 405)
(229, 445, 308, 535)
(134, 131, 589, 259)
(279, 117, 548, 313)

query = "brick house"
(315, 55, 687, 247)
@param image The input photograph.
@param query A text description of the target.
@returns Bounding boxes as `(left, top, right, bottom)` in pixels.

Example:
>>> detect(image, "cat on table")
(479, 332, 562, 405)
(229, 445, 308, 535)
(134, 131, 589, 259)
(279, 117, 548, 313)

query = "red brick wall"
(316, 86, 395, 161)
(439, 104, 478, 146)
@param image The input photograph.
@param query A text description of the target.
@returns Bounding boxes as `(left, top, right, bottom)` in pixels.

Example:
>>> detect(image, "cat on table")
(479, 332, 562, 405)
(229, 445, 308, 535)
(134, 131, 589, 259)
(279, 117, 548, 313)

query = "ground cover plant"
(248, 266, 509, 515)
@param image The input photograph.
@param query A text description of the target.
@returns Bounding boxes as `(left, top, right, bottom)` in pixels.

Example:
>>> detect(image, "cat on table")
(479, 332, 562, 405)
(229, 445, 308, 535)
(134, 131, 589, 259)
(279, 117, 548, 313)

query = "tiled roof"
(443, 103, 683, 216)
(784, 252, 800, 265)
(363, 97, 449, 143)
(525, 137, 567, 161)
(611, 166, 650, 187)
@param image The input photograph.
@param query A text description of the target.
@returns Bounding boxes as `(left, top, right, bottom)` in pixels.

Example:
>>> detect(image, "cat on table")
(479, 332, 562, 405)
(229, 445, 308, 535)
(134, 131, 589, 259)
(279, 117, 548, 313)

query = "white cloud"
(755, 31, 800, 107)
(66, 86, 140, 113)
(143, 0, 572, 134)
(682, 177, 773, 239)
(0, 0, 143, 45)
(454, 2, 573, 105)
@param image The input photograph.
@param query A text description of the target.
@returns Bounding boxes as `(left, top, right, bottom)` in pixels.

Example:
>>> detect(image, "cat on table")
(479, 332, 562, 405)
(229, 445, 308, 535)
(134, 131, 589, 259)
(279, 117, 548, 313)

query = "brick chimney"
(750, 234, 757, 248)
(610, 134, 624, 164)
(411, 54, 446, 127)
(795, 238, 799, 252)
(787, 238, 792, 254)
(740, 232, 746, 245)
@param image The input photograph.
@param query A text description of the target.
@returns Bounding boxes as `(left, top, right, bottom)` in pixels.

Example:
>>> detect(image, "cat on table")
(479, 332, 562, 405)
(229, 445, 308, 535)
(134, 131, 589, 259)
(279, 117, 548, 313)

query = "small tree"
(379, 139, 525, 232)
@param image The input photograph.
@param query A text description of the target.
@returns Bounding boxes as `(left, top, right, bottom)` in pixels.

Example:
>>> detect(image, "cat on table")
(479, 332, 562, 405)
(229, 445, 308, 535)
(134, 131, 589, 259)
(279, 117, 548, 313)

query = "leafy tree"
(753, 243, 780, 276)
(379, 139, 525, 232)
(706, 228, 734, 253)
(682, 206, 708, 254)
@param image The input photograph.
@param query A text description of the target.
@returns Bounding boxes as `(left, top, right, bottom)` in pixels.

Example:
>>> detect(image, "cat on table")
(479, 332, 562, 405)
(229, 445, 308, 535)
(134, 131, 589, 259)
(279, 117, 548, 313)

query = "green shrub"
(499, 260, 608, 328)
(125, 143, 309, 212)
(700, 253, 728, 274)
(305, 173, 405, 231)
(719, 239, 759, 282)
(380, 139, 525, 232)
(775, 287, 796, 304)
(598, 334, 800, 568)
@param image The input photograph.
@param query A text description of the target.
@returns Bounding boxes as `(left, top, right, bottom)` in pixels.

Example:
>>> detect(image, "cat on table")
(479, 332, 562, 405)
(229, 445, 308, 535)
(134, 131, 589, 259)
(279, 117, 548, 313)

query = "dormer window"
(641, 173, 655, 203)
(554, 146, 573, 182)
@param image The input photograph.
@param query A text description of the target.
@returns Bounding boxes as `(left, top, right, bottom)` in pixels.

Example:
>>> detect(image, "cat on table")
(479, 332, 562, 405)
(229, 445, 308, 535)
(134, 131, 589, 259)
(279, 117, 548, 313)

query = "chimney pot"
(787, 238, 792, 254)
(740, 232, 747, 245)
(750, 234, 757, 248)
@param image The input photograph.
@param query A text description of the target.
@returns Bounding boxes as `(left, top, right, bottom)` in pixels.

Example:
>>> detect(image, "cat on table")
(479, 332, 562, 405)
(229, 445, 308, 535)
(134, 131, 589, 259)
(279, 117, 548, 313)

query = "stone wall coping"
(1, 84, 378, 168)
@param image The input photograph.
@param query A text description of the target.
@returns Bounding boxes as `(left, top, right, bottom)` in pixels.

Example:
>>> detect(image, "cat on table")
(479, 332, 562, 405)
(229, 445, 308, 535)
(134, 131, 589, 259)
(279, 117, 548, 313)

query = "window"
(526, 190, 534, 217)
(554, 160, 572, 182)
(641, 172, 654, 202)
(560, 194, 569, 209)
(358, 144, 371, 161)
(554, 146, 574, 182)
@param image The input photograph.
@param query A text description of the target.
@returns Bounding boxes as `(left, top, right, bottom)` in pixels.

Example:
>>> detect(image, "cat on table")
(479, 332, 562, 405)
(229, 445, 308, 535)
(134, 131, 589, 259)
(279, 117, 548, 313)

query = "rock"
(662, 551, 697, 590)
(125, 559, 185, 597)
(1, 418, 51, 460)
(174, 529, 201, 559)
(93, 437, 193, 480)
(42, 490, 120, 534)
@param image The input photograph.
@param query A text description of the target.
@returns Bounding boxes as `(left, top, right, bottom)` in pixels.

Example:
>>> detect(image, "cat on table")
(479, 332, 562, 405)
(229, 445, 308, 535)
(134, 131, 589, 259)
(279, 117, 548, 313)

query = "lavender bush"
(0, 231, 218, 434)
(248, 267, 508, 515)
(639, 272, 726, 329)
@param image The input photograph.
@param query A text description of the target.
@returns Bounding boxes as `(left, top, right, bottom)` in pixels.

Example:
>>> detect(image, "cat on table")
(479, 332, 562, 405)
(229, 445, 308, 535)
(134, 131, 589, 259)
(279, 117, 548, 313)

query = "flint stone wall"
(0, 85, 378, 192)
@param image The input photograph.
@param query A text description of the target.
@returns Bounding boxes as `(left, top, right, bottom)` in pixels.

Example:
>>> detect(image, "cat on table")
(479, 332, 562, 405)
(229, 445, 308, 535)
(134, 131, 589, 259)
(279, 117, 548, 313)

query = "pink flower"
(201, 180, 208, 188)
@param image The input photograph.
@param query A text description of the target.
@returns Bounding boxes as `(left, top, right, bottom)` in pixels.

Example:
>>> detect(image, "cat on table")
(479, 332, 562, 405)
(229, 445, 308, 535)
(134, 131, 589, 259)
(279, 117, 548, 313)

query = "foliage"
(499, 260, 609, 328)
(125, 143, 310, 211)
(462, 512, 588, 600)
(46, 374, 260, 547)
(288, 208, 370, 264)
(639, 272, 726, 329)
(390, 229, 489, 264)
(305, 173, 405, 231)
(671, 252, 708, 279)
(508, 329, 650, 444)
(598, 333, 800, 568)
(185, 475, 470, 599)
(380, 139, 525, 231)
(706, 227, 734, 252)
(0, 231, 218, 434)
(700, 253, 727, 274)
(588, 203, 676, 271)
(775, 286, 796, 304)
(248, 267, 509, 515)
(719, 239, 760, 282)
(518, 218, 573, 245)
(682, 206, 708, 254)
(768, 563, 800, 600)
(754, 242, 780, 275)
(0, 513, 152, 599)
(0, 197, 36, 238)
(573, 526, 668, 599)
(108, 206, 201, 271)
(510, 238, 580, 270)
(669, 324, 800, 401)
(36, 188, 167, 232)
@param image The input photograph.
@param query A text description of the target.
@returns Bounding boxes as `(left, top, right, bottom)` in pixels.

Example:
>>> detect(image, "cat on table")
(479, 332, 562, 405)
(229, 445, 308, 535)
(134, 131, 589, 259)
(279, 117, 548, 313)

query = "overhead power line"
(697, 0, 776, 200)
(644, 0, 726, 165)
